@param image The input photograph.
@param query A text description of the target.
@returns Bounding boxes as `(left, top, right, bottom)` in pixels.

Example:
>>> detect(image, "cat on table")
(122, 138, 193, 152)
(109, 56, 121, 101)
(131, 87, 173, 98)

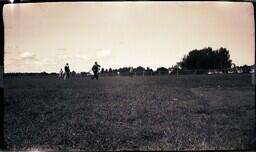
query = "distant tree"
(80, 72, 88, 77)
(40, 72, 48, 75)
(241, 65, 250, 73)
(145, 67, 153, 75)
(217, 47, 232, 73)
(135, 66, 145, 72)
(177, 47, 232, 73)
(112, 69, 118, 76)
(101, 68, 105, 74)
(107, 68, 113, 76)
(117, 67, 130, 73)
(71, 70, 76, 77)
(133, 66, 145, 75)
(49, 72, 57, 76)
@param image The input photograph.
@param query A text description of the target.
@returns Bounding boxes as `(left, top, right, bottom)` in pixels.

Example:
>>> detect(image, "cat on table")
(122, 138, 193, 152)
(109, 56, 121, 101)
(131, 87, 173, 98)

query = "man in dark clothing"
(64, 63, 70, 79)
(91, 62, 101, 80)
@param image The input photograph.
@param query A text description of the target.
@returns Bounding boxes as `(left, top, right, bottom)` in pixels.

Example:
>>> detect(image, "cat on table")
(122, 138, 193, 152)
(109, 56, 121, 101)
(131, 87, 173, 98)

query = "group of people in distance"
(59, 62, 101, 80)
(59, 63, 70, 80)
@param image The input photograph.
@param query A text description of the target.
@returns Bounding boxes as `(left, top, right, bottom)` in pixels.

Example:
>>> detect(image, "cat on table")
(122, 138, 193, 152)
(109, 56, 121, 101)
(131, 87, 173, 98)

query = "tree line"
(4, 47, 254, 76)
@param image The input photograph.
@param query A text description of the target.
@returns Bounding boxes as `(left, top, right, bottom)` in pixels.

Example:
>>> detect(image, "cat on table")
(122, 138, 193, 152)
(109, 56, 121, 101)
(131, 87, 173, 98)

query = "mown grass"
(3, 74, 255, 151)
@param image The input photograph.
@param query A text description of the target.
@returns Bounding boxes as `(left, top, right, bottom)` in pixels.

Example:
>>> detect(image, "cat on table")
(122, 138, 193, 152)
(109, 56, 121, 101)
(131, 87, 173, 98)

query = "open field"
(3, 74, 255, 151)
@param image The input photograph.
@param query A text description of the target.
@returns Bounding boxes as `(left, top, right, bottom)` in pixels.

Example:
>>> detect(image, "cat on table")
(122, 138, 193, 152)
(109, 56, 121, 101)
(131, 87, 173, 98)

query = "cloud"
(19, 52, 58, 67)
(19, 52, 36, 60)
(96, 49, 111, 59)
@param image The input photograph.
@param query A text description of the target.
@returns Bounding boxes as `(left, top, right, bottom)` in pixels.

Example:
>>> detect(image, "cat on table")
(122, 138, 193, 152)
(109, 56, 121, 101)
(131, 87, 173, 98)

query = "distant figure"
(91, 61, 101, 80)
(64, 63, 70, 79)
(59, 68, 63, 79)
(129, 67, 134, 77)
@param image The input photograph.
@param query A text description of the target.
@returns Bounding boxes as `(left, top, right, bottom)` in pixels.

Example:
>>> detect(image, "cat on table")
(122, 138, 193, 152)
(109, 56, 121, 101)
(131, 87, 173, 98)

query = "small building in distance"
(156, 67, 168, 75)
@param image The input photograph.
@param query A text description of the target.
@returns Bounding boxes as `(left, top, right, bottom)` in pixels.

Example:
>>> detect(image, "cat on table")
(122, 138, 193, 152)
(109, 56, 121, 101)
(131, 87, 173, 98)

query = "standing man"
(64, 63, 70, 79)
(91, 61, 101, 80)
(59, 68, 63, 79)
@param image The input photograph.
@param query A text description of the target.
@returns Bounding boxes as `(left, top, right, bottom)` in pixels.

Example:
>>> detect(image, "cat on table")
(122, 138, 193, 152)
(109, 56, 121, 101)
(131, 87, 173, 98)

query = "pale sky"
(3, 1, 255, 73)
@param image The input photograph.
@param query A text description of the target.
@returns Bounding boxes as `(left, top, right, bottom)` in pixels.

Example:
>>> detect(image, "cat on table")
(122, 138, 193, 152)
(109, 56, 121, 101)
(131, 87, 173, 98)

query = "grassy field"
(3, 74, 255, 151)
